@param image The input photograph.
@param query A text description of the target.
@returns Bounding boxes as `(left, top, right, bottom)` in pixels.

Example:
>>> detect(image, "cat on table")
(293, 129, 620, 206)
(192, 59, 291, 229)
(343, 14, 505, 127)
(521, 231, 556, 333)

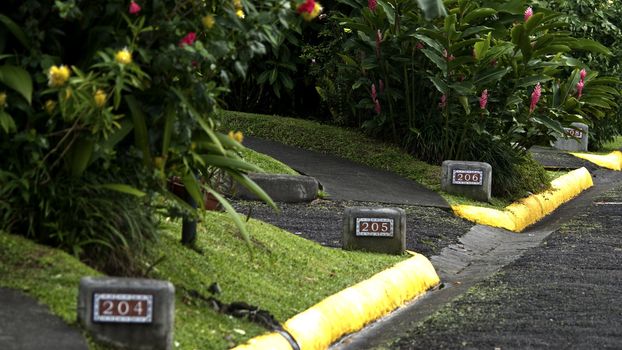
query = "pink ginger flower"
(480, 89, 489, 110)
(129, 1, 141, 14)
(375, 30, 382, 59)
(368, 0, 377, 12)
(529, 82, 541, 113)
(374, 99, 381, 114)
(179, 32, 197, 47)
(439, 94, 447, 108)
(379, 80, 384, 94)
(524, 6, 533, 22)
(580, 68, 587, 81)
(576, 80, 585, 99)
(371, 83, 377, 100)
(442, 49, 455, 62)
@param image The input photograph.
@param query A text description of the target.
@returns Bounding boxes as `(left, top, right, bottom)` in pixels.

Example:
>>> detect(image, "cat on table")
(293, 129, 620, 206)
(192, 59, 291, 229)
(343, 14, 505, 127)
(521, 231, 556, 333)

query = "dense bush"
(0, 0, 321, 273)
(309, 0, 620, 199)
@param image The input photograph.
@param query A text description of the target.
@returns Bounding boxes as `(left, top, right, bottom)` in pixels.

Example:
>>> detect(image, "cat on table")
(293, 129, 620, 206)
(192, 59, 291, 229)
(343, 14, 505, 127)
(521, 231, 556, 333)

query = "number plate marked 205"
(452, 170, 483, 186)
(356, 218, 394, 237)
(93, 293, 153, 323)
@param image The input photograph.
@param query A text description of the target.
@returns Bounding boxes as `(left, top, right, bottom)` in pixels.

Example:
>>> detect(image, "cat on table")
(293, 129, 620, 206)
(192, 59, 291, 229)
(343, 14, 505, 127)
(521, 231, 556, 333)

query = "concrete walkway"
(245, 137, 449, 208)
(0, 287, 87, 350)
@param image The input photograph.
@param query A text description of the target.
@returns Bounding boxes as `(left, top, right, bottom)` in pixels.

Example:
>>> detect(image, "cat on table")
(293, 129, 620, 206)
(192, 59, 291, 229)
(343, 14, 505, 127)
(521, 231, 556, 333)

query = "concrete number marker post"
(441, 161, 492, 202)
(78, 277, 175, 350)
(553, 122, 589, 152)
(342, 207, 406, 255)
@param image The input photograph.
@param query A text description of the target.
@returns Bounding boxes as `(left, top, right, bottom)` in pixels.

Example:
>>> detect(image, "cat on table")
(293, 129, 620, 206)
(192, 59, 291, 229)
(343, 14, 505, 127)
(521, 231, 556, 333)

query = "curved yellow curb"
(570, 151, 622, 171)
(233, 253, 439, 350)
(452, 167, 593, 232)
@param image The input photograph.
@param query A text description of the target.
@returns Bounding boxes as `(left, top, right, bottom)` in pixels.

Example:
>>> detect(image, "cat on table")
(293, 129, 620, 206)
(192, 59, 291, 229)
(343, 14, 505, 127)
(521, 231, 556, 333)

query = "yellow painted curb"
(570, 151, 622, 171)
(452, 167, 593, 232)
(232, 253, 440, 350)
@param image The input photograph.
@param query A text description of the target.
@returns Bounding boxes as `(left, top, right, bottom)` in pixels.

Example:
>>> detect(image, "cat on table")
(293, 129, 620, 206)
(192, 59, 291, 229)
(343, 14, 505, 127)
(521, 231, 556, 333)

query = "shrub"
(319, 0, 620, 198)
(0, 0, 322, 273)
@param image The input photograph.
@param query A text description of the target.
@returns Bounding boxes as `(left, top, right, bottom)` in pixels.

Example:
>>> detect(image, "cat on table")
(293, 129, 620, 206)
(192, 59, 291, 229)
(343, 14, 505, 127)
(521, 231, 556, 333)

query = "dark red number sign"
(565, 128, 583, 138)
(356, 218, 394, 237)
(452, 170, 483, 186)
(93, 293, 153, 323)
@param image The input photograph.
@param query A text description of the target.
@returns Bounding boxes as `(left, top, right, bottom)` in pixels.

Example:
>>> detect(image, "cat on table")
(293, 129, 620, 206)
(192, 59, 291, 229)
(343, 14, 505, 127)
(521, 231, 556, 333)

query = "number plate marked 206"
(356, 218, 394, 237)
(452, 170, 483, 186)
(93, 293, 153, 323)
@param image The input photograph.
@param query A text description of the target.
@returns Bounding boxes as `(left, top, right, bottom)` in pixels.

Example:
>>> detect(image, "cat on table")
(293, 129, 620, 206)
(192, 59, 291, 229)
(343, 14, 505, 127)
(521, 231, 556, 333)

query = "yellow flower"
(45, 100, 57, 114)
(115, 48, 132, 65)
(94, 89, 106, 107)
(301, 2, 323, 21)
(0, 92, 6, 107)
(48, 65, 71, 87)
(202, 14, 215, 29)
(228, 130, 244, 143)
(236, 9, 245, 18)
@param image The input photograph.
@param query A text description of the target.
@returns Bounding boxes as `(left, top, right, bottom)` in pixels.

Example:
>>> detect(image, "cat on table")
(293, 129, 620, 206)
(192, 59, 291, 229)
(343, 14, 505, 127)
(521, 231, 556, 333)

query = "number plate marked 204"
(356, 218, 394, 237)
(452, 170, 483, 186)
(93, 293, 153, 323)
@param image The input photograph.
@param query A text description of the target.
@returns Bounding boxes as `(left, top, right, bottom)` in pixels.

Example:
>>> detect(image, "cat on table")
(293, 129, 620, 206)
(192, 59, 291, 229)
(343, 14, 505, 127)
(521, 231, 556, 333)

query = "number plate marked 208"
(93, 293, 153, 323)
(452, 170, 483, 186)
(356, 218, 394, 237)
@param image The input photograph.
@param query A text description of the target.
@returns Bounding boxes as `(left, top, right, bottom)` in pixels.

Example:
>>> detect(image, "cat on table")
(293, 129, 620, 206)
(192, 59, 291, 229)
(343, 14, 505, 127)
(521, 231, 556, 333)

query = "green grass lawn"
(240, 148, 298, 175)
(599, 135, 622, 152)
(0, 211, 404, 349)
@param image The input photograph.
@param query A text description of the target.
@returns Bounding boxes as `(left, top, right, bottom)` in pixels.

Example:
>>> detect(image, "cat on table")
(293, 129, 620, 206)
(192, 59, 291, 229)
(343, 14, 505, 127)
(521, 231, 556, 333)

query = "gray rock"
(233, 173, 319, 203)
(78, 277, 175, 350)
(342, 207, 406, 255)
(441, 161, 492, 203)
(553, 122, 589, 152)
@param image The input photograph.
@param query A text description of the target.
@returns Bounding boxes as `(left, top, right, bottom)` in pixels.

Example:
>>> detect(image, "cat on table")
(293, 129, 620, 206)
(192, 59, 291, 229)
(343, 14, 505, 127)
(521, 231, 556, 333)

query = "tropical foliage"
(0, 0, 325, 273)
(311, 0, 620, 198)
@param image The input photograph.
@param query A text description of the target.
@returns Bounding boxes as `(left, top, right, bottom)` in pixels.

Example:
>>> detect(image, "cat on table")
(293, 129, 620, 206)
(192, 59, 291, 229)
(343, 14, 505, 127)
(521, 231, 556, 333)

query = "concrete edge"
(233, 173, 320, 203)
(231, 253, 440, 350)
(569, 151, 622, 171)
(452, 167, 594, 232)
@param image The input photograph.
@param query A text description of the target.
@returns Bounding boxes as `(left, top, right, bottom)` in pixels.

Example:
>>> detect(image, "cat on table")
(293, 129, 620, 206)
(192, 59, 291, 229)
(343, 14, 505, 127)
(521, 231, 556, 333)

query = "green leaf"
(125, 95, 152, 165)
(413, 33, 445, 53)
(202, 155, 263, 173)
(204, 187, 251, 246)
(462, 8, 496, 24)
(182, 173, 205, 210)
(524, 13, 545, 34)
(338, 54, 358, 66)
(473, 32, 491, 60)
(377, 0, 395, 25)
(428, 76, 449, 95)
(0, 65, 33, 104)
(515, 75, 553, 88)
(572, 39, 612, 56)
(100, 183, 146, 197)
(421, 48, 447, 74)
(69, 137, 94, 177)
(162, 104, 175, 156)
(0, 110, 16, 133)
(473, 67, 510, 85)
(458, 95, 471, 115)
(461, 26, 493, 39)
(0, 14, 29, 48)
(531, 115, 565, 135)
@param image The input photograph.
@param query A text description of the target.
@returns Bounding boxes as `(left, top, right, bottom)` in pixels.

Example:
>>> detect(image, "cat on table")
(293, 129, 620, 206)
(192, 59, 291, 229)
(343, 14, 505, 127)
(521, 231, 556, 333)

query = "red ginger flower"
(368, 0, 377, 12)
(297, 0, 316, 14)
(439, 94, 447, 108)
(371, 83, 377, 101)
(374, 99, 381, 114)
(530, 83, 541, 113)
(129, 1, 141, 14)
(480, 89, 489, 110)
(179, 32, 197, 47)
(576, 80, 585, 99)
(580, 68, 587, 81)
